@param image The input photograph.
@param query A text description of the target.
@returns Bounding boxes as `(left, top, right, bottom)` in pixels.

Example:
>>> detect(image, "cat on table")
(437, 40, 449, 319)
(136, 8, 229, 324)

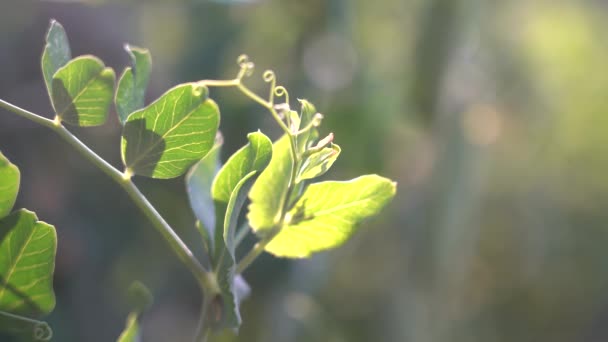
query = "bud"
(312, 113, 324, 127)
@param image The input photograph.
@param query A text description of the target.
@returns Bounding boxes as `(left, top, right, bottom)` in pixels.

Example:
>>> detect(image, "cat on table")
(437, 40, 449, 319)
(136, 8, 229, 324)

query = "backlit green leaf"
(121, 83, 220, 179)
(51, 56, 116, 126)
(265, 175, 396, 258)
(211, 131, 271, 330)
(41, 20, 71, 97)
(296, 99, 318, 153)
(212, 132, 272, 205)
(115, 45, 152, 125)
(0, 152, 19, 219)
(0, 209, 57, 317)
(296, 144, 341, 183)
(247, 135, 293, 233)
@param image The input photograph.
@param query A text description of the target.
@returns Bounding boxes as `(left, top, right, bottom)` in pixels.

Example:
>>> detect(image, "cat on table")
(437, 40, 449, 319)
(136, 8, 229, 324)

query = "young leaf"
(296, 144, 341, 183)
(115, 45, 152, 125)
(211, 131, 272, 330)
(213, 131, 272, 258)
(296, 99, 318, 153)
(265, 175, 396, 258)
(117, 313, 140, 342)
(0, 152, 19, 219)
(247, 135, 293, 233)
(0, 209, 57, 317)
(212, 132, 273, 204)
(116, 281, 152, 342)
(186, 136, 223, 248)
(41, 20, 71, 97)
(121, 83, 220, 179)
(51, 56, 116, 126)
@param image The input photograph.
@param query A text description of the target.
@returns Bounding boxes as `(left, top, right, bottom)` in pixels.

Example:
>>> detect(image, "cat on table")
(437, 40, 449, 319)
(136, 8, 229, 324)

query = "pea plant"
(0, 20, 396, 341)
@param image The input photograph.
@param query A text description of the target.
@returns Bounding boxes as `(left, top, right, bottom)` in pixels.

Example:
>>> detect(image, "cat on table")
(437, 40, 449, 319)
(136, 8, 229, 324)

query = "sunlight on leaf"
(51, 56, 116, 126)
(0, 210, 57, 317)
(296, 144, 341, 183)
(247, 135, 293, 233)
(41, 19, 71, 97)
(211, 131, 271, 330)
(265, 175, 396, 257)
(122, 83, 220, 179)
(115, 45, 152, 125)
(0, 152, 19, 220)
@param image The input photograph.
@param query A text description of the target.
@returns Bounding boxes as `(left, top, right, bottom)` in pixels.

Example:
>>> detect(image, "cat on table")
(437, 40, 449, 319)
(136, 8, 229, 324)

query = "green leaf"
(116, 281, 152, 342)
(296, 99, 318, 153)
(127, 281, 153, 314)
(296, 144, 341, 183)
(51, 56, 116, 127)
(41, 20, 71, 97)
(0, 209, 57, 317)
(115, 45, 152, 125)
(265, 175, 396, 258)
(0, 152, 19, 219)
(121, 83, 220, 179)
(247, 135, 294, 233)
(211, 131, 271, 330)
(212, 132, 273, 204)
(186, 136, 223, 247)
(117, 312, 140, 342)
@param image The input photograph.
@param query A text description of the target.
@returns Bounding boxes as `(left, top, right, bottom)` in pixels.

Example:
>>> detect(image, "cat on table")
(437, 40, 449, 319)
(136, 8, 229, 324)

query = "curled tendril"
(263, 70, 277, 103)
(273, 86, 289, 107)
(236, 55, 255, 78)
(263, 70, 276, 83)
(33, 322, 53, 341)
(237, 54, 250, 67)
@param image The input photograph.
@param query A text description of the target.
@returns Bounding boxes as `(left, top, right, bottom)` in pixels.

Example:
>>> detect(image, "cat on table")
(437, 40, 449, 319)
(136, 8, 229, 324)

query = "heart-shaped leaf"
(247, 135, 293, 233)
(0, 152, 19, 219)
(296, 144, 341, 183)
(41, 20, 71, 97)
(121, 83, 220, 179)
(51, 56, 116, 126)
(265, 175, 396, 258)
(0, 209, 57, 317)
(115, 45, 152, 125)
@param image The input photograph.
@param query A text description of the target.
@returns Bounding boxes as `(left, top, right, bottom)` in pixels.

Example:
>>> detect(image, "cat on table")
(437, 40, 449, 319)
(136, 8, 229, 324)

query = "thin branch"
(0, 99, 215, 293)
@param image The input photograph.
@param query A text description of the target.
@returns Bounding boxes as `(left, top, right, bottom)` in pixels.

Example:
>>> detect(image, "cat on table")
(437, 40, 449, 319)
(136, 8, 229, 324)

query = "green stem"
(236, 234, 275, 274)
(0, 98, 215, 293)
(194, 295, 213, 342)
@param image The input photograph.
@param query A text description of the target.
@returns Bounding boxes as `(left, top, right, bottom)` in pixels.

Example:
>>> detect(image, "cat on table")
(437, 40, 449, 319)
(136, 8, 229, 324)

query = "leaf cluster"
(0, 19, 397, 340)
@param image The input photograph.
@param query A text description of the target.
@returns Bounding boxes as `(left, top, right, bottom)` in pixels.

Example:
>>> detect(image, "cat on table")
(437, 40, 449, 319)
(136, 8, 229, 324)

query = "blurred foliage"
(2, 0, 608, 341)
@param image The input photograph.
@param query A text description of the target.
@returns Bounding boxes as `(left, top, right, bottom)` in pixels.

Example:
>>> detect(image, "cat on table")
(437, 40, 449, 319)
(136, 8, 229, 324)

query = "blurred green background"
(2, 0, 608, 341)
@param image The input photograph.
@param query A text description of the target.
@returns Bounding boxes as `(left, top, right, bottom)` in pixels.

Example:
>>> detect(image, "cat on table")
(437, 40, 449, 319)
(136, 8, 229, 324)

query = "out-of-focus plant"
(0, 20, 396, 341)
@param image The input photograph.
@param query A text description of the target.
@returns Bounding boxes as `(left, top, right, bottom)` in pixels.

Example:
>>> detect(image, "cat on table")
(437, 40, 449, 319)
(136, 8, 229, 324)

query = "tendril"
(263, 70, 277, 104)
(236, 54, 255, 79)
(33, 322, 53, 341)
(273, 86, 289, 107)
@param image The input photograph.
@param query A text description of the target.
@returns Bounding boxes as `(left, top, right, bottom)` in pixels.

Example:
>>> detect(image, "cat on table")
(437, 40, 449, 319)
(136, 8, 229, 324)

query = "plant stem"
(194, 295, 213, 342)
(0, 98, 215, 292)
(236, 230, 277, 274)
